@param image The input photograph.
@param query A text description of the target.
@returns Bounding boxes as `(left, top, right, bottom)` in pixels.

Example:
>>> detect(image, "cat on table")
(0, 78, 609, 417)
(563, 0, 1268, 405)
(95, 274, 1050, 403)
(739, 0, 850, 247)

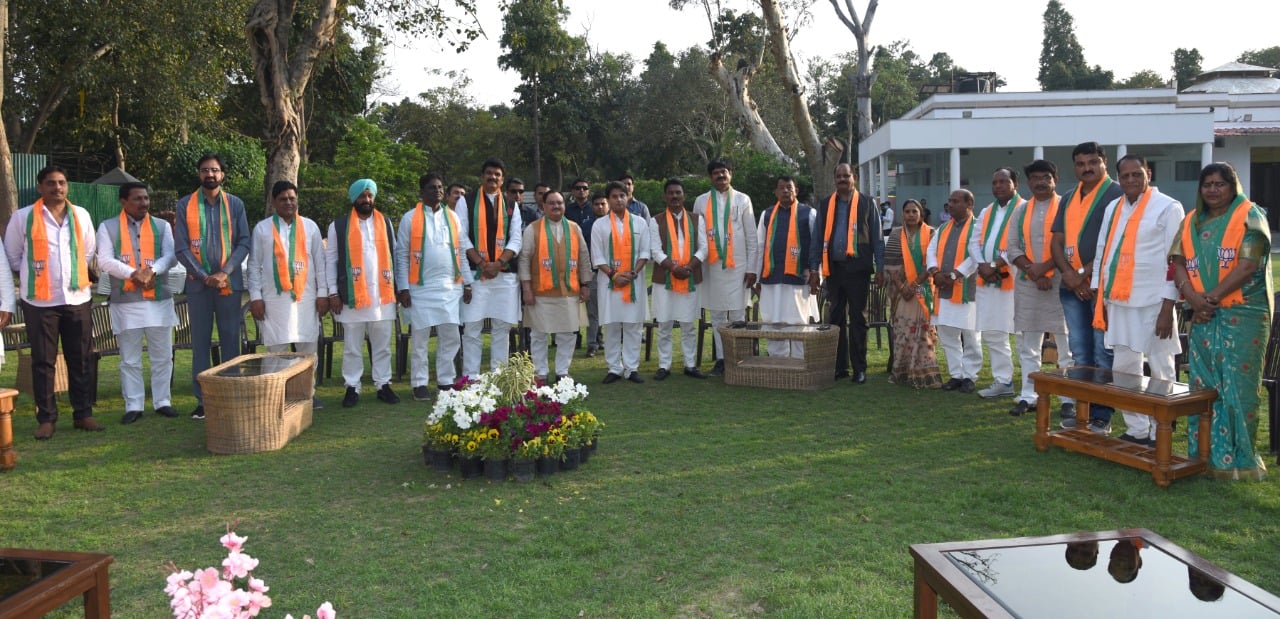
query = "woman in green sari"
(1170, 162, 1272, 481)
(884, 199, 942, 388)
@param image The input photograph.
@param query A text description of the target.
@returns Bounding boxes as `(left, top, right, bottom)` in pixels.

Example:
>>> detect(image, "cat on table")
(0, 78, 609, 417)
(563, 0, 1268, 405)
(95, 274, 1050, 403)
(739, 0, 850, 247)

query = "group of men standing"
(924, 142, 1184, 446)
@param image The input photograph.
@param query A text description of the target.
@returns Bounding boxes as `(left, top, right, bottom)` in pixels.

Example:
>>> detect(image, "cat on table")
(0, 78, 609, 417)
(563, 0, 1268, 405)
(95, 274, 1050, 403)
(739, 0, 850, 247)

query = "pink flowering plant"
(164, 526, 336, 619)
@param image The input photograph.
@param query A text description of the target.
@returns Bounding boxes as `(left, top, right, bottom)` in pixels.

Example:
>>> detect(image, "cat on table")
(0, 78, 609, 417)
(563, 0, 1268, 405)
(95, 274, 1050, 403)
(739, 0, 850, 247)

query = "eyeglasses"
(199, 168, 222, 174)
(1200, 181, 1230, 190)
(573, 186, 589, 191)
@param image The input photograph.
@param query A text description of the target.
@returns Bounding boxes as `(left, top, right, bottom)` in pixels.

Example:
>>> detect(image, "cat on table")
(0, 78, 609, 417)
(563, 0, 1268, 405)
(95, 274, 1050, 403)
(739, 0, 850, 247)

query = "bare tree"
(0, 0, 17, 228)
(828, 0, 878, 163)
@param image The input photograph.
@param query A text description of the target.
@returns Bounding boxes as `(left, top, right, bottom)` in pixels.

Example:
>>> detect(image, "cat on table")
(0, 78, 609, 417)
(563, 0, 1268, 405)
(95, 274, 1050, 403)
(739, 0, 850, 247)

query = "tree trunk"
(247, 0, 338, 214)
(0, 0, 17, 229)
(761, 0, 835, 199)
(112, 88, 126, 170)
(532, 77, 542, 181)
(708, 51, 795, 168)
(828, 0, 878, 165)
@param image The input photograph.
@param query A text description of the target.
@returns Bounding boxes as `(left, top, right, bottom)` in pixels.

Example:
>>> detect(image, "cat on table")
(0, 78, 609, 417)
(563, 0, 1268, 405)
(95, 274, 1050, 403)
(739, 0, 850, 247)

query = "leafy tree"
(1172, 48, 1203, 90)
(1238, 46, 1280, 70)
(158, 134, 267, 216)
(0, 0, 14, 225)
(1117, 70, 1166, 89)
(302, 116, 429, 229)
(1036, 0, 1112, 90)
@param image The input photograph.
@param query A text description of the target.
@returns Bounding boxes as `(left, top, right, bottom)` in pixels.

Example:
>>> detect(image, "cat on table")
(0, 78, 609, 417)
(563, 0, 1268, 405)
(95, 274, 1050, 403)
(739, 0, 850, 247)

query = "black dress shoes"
(155, 406, 178, 418)
(121, 410, 143, 425)
(627, 372, 645, 384)
(834, 370, 851, 380)
(683, 367, 708, 379)
(653, 368, 671, 381)
(709, 360, 725, 377)
(941, 378, 963, 391)
(852, 371, 867, 384)
(602, 373, 622, 384)
(376, 384, 400, 404)
(342, 387, 359, 408)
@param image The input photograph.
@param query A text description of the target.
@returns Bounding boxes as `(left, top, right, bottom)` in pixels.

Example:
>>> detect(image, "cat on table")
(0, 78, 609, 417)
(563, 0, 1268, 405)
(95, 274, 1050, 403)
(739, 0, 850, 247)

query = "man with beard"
(810, 163, 883, 384)
(593, 181, 651, 383)
(969, 167, 1023, 399)
(326, 179, 400, 407)
(463, 159, 524, 376)
(247, 181, 329, 408)
(927, 189, 982, 394)
(757, 176, 819, 358)
(1005, 160, 1073, 417)
(519, 190, 591, 384)
(1051, 142, 1124, 433)
(396, 173, 473, 400)
(96, 182, 179, 424)
(694, 159, 759, 377)
(173, 154, 252, 419)
(1091, 155, 1184, 445)
(649, 179, 707, 379)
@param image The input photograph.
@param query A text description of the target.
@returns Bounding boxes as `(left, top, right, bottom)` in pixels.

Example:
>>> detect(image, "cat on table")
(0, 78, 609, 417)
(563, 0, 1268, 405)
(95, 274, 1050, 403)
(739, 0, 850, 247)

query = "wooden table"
(0, 388, 17, 472)
(717, 322, 838, 390)
(911, 529, 1280, 618)
(0, 548, 113, 618)
(1031, 366, 1216, 487)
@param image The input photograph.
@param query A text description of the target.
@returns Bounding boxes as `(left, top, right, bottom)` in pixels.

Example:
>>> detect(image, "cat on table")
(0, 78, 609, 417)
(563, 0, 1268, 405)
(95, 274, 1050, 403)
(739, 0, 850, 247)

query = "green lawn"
(3, 328, 1279, 618)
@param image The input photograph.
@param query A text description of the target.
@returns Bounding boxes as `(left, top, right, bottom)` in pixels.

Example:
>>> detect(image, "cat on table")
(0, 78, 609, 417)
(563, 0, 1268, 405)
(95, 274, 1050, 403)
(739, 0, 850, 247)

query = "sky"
(374, 0, 1277, 109)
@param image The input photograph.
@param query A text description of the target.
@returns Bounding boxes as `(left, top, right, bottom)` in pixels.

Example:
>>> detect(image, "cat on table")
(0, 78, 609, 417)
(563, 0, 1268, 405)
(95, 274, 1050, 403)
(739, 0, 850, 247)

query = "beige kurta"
(1005, 195, 1068, 333)
(519, 218, 591, 334)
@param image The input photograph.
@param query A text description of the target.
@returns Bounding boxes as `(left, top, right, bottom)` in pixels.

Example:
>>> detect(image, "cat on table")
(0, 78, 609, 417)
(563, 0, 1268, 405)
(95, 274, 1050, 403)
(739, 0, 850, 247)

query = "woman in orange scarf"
(883, 200, 942, 388)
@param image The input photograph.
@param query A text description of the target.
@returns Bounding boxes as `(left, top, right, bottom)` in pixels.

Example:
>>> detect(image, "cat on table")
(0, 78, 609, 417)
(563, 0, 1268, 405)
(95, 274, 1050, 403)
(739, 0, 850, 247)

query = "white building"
(858, 62, 1280, 228)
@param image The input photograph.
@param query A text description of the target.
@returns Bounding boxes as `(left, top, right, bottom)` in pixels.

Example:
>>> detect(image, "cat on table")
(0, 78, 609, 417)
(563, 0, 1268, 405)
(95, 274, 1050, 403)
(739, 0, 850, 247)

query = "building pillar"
(878, 154, 889, 203)
(1202, 142, 1214, 167)
(1116, 144, 1128, 160)
(1033, 146, 1044, 160)
(950, 148, 961, 191)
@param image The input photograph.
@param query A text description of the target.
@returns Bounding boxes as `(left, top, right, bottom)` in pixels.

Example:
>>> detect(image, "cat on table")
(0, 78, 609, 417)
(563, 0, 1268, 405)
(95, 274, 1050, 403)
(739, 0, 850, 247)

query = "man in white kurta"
(95, 182, 178, 423)
(693, 159, 758, 376)
(1092, 156, 1184, 445)
(592, 181, 651, 383)
(969, 168, 1022, 398)
(247, 181, 328, 407)
(926, 189, 983, 393)
(396, 174, 473, 400)
(755, 177, 819, 358)
(1005, 160, 1073, 417)
(462, 158, 523, 376)
(326, 179, 400, 407)
(648, 179, 708, 379)
(519, 191, 591, 383)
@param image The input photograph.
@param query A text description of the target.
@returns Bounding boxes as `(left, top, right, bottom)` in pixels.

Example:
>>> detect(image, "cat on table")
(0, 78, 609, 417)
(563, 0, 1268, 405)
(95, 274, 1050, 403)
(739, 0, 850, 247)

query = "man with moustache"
(619, 173, 652, 221)
(1005, 160, 1074, 417)
(519, 190, 591, 384)
(447, 183, 467, 211)
(463, 159, 523, 376)
(810, 163, 883, 384)
(565, 178, 593, 227)
(581, 191, 609, 357)
(96, 182, 179, 424)
(694, 159, 759, 377)
(173, 154, 252, 419)
(1051, 142, 1124, 433)
(396, 173, 473, 400)
(970, 168, 1024, 399)
(649, 179, 708, 379)
(247, 181, 329, 408)
(506, 177, 538, 230)
(592, 181, 651, 383)
(326, 178, 400, 407)
(757, 176, 819, 358)
(926, 189, 982, 394)
(1091, 155, 1184, 445)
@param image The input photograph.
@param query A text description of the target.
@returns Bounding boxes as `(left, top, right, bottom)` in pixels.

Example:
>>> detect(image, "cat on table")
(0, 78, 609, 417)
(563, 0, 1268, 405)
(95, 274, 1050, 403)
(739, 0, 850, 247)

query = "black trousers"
(23, 300, 95, 423)
(826, 261, 872, 374)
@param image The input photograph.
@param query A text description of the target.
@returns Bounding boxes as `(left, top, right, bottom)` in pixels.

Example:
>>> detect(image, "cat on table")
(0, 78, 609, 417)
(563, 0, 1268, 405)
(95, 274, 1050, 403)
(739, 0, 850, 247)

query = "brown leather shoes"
(34, 422, 55, 440)
(73, 417, 105, 432)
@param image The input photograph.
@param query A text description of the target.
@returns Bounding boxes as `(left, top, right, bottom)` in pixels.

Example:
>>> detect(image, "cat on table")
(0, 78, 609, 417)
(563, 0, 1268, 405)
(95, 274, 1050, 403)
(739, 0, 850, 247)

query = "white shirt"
(5, 202, 97, 307)
(96, 214, 178, 332)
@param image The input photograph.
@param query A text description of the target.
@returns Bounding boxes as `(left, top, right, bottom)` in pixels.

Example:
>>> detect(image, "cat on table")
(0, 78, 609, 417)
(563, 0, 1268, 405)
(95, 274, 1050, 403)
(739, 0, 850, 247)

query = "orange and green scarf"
(25, 199, 90, 300)
(978, 198, 1020, 290)
(116, 211, 162, 299)
(532, 217, 579, 294)
(408, 203, 463, 285)
(934, 215, 975, 312)
(608, 211, 638, 303)
(1018, 195, 1060, 280)
(1092, 189, 1154, 330)
(185, 190, 233, 296)
(344, 209, 395, 309)
(472, 193, 507, 274)
(706, 189, 736, 269)
(662, 210, 696, 294)
(1179, 194, 1252, 308)
(821, 189, 860, 276)
(1063, 177, 1113, 271)
(761, 202, 801, 279)
(271, 215, 308, 301)
(901, 224, 935, 316)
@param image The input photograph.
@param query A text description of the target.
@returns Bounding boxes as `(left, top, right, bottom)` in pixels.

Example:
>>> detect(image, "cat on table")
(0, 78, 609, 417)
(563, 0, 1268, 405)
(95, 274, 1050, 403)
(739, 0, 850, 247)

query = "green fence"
(11, 153, 121, 227)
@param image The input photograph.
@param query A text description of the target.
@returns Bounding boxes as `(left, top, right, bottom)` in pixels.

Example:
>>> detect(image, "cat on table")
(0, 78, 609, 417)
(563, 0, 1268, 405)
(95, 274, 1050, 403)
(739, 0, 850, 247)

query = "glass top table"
(212, 354, 306, 377)
(1035, 366, 1205, 399)
(1, 557, 69, 600)
(0, 549, 113, 618)
(912, 529, 1280, 618)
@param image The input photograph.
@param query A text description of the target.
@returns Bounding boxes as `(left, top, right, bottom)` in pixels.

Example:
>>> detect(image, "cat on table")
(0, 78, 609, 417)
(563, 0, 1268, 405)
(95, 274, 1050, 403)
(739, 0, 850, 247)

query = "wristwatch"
(949, 271, 958, 281)
(989, 261, 998, 269)
(1076, 267, 1085, 274)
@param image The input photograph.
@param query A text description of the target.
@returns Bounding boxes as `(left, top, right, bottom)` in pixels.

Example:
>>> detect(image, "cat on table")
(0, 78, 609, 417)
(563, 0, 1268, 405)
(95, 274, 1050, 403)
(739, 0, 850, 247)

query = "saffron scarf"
(978, 198, 1020, 290)
(761, 202, 801, 279)
(821, 189, 860, 276)
(663, 211, 696, 294)
(472, 193, 507, 270)
(25, 198, 89, 301)
(901, 224, 935, 316)
(1019, 195, 1060, 280)
(532, 217, 578, 294)
(1092, 189, 1154, 330)
(1179, 194, 1252, 308)
(1062, 177, 1113, 271)
(116, 211, 161, 299)
(344, 209, 395, 309)
(408, 203, 463, 285)
(608, 211, 637, 303)
(705, 189, 736, 269)
(271, 215, 308, 301)
(934, 215, 975, 313)
(185, 190, 233, 295)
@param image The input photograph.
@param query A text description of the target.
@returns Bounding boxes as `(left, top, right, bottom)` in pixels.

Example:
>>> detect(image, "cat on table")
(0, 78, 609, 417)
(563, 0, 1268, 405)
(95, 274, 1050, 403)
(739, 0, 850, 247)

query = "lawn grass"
(3, 328, 1279, 618)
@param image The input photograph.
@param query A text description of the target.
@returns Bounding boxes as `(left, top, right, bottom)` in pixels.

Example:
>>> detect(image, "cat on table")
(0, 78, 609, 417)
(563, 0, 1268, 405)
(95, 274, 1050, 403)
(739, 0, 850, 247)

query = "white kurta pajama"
(96, 215, 178, 412)
(591, 212, 651, 376)
(1005, 195, 1073, 406)
(968, 199, 1020, 386)
(648, 210, 708, 371)
(246, 215, 327, 400)
(927, 216, 983, 381)
(460, 193, 523, 376)
(326, 215, 398, 391)
(755, 204, 819, 358)
(518, 218, 591, 379)
(1092, 188, 1184, 440)
(395, 205, 473, 389)
(693, 188, 759, 361)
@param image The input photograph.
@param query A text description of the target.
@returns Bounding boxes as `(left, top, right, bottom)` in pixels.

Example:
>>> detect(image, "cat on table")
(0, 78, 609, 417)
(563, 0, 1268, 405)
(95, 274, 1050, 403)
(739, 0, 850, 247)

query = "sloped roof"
(1181, 77, 1280, 95)
(90, 168, 140, 185)
(1200, 61, 1278, 76)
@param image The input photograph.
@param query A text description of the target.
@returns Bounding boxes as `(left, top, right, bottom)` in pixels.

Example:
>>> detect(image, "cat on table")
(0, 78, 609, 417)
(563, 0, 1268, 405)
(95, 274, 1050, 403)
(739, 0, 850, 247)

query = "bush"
(158, 134, 267, 216)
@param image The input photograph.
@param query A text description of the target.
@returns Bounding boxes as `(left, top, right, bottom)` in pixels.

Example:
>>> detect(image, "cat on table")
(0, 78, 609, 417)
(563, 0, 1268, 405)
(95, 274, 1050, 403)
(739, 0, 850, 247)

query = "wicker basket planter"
(197, 353, 314, 455)
(717, 322, 839, 391)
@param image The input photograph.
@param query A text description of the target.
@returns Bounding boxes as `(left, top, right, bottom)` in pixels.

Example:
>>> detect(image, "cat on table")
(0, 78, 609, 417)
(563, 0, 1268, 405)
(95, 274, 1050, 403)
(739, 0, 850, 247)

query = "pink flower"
(222, 551, 260, 579)
(247, 590, 273, 615)
(220, 531, 248, 553)
(316, 601, 336, 619)
(248, 577, 269, 593)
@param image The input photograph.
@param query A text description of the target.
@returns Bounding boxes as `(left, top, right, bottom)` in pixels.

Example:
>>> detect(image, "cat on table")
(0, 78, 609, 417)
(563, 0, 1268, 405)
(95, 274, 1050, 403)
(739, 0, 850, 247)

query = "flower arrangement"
(164, 526, 335, 619)
(424, 354, 601, 470)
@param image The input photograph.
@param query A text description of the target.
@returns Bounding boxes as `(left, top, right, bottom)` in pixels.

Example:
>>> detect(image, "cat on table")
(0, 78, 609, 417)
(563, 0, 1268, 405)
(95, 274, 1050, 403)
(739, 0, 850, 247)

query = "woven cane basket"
(718, 323, 838, 391)
(198, 353, 314, 454)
